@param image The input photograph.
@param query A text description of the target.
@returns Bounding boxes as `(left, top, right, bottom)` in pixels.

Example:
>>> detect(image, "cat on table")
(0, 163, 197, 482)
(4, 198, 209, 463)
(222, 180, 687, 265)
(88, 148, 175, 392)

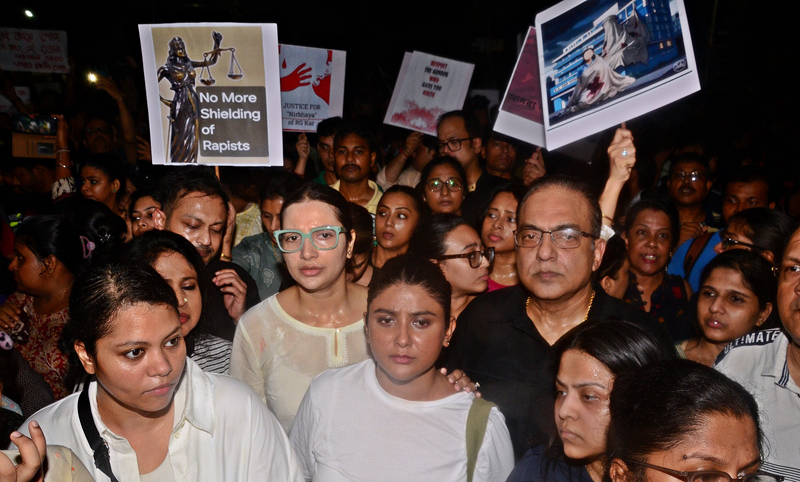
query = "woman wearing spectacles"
(417, 156, 468, 216)
(506, 320, 674, 482)
(713, 208, 795, 267)
(230, 183, 370, 432)
(622, 197, 695, 341)
(481, 184, 526, 292)
(410, 214, 492, 320)
(678, 250, 775, 366)
(608, 359, 782, 482)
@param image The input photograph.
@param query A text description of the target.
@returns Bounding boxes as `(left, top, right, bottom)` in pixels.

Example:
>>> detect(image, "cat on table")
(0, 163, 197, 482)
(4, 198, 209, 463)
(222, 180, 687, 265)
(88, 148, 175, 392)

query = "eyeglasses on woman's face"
(426, 178, 463, 192)
(623, 459, 784, 482)
(273, 226, 346, 253)
(435, 247, 494, 268)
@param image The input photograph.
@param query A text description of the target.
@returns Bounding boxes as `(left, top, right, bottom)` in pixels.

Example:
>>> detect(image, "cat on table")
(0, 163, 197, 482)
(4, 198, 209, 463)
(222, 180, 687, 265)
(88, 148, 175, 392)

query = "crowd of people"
(0, 47, 798, 482)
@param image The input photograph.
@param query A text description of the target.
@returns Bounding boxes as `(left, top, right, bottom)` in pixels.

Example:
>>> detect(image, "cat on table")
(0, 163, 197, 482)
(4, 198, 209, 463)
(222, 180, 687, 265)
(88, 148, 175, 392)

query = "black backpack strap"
(78, 388, 120, 482)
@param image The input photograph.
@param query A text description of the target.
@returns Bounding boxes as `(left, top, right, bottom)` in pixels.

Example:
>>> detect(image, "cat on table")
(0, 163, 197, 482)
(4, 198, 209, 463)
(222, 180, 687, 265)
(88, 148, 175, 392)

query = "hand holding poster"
(139, 23, 282, 166)
(0, 28, 69, 74)
(384, 51, 474, 135)
(279, 44, 345, 132)
(534, 0, 699, 150)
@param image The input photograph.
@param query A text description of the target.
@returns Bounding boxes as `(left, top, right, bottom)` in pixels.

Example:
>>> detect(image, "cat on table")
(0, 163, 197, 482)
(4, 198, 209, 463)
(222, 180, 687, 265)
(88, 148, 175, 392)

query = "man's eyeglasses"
(426, 178, 463, 192)
(671, 171, 707, 183)
(273, 226, 345, 253)
(719, 233, 763, 252)
(435, 247, 494, 268)
(624, 459, 784, 482)
(514, 228, 595, 249)
(437, 137, 473, 152)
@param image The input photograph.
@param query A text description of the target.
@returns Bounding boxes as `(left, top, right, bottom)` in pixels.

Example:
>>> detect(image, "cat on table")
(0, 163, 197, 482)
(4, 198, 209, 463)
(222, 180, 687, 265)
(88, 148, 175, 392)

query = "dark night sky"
(2, 0, 796, 164)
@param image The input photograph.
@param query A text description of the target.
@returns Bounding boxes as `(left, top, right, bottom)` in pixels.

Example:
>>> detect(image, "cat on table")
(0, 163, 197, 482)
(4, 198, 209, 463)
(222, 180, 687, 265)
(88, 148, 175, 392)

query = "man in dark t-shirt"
(446, 175, 673, 460)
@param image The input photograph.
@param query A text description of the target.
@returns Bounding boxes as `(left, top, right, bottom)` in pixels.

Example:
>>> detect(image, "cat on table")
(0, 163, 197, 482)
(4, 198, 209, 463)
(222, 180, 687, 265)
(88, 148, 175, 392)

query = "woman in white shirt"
(21, 261, 301, 482)
(290, 254, 514, 482)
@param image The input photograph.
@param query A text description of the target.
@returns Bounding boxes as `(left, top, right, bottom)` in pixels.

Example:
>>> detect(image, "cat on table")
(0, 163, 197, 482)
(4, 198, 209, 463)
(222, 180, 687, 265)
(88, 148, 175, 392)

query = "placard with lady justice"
(536, 0, 699, 150)
(139, 23, 282, 165)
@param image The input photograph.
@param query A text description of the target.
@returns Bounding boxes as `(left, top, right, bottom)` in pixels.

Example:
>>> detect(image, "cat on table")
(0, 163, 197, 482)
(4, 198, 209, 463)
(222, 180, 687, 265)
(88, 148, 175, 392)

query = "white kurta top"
(22, 358, 303, 482)
(289, 359, 515, 482)
(230, 294, 370, 432)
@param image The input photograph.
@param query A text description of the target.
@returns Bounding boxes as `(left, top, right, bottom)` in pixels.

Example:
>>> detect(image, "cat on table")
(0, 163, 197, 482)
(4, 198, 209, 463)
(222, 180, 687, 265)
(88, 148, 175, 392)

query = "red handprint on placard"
(280, 63, 312, 92)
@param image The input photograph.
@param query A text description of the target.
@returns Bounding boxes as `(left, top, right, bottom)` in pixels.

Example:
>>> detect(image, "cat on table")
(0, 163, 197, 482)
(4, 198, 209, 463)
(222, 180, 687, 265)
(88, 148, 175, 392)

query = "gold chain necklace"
(526, 290, 596, 322)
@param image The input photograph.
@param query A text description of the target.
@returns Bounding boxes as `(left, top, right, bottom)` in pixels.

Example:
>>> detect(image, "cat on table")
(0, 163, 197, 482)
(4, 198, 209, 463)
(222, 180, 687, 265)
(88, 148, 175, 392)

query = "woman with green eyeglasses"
(230, 183, 369, 432)
(230, 183, 370, 432)
(231, 184, 476, 432)
(417, 156, 468, 216)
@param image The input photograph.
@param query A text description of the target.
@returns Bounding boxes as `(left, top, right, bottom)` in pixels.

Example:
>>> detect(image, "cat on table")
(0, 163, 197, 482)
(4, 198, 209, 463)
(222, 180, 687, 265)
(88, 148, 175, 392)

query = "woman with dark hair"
(347, 203, 376, 286)
(506, 320, 674, 482)
(0, 216, 89, 399)
(124, 230, 232, 373)
(373, 185, 424, 268)
(607, 359, 779, 482)
(677, 250, 775, 366)
(410, 214, 492, 319)
(19, 261, 302, 481)
(230, 183, 369, 432)
(417, 156, 468, 216)
(63, 198, 129, 261)
(290, 255, 514, 481)
(129, 188, 163, 238)
(79, 153, 128, 217)
(593, 234, 629, 299)
(714, 207, 796, 266)
(623, 197, 694, 341)
(480, 184, 525, 291)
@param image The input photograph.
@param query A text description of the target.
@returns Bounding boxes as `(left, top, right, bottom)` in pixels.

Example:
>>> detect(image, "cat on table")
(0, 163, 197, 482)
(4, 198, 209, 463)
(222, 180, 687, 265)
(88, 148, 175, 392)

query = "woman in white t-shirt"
(290, 254, 514, 482)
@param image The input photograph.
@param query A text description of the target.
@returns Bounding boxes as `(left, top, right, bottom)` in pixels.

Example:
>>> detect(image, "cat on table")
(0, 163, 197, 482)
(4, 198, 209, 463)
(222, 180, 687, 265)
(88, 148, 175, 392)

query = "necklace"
(526, 289, 596, 323)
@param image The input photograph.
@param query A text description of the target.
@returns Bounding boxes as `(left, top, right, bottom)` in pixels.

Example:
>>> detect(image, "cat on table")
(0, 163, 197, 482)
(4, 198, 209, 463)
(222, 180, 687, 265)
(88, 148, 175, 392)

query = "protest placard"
(384, 51, 474, 135)
(280, 44, 345, 132)
(535, 0, 699, 150)
(0, 28, 69, 74)
(139, 23, 282, 166)
(494, 27, 546, 147)
(0, 87, 31, 114)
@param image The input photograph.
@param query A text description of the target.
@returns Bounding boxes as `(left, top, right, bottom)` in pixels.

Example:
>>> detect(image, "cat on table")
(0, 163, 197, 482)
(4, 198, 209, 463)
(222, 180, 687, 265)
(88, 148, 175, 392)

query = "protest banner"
(0, 28, 69, 74)
(0, 87, 31, 114)
(494, 27, 546, 147)
(384, 51, 474, 135)
(535, 0, 699, 150)
(279, 44, 345, 132)
(139, 23, 282, 166)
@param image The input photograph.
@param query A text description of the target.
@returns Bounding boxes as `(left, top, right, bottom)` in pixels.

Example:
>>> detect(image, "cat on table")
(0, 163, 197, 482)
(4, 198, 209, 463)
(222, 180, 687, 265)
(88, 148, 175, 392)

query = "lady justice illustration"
(157, 31, 243, 163)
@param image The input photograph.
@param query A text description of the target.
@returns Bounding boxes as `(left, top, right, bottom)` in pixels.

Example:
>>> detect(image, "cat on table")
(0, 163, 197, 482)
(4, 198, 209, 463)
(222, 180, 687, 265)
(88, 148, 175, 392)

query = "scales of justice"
(158, 31, 245, 163)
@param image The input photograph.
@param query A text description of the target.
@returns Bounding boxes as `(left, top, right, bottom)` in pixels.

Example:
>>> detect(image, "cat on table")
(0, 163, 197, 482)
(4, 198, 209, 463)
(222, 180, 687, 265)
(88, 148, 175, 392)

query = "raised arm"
(599, 124, 635, 228)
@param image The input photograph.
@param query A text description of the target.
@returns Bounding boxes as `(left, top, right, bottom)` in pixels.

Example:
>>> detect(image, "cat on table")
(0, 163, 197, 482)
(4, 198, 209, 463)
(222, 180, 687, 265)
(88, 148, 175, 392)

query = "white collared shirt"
(22, 358, 303, 482)
(715, 329, 800, 481)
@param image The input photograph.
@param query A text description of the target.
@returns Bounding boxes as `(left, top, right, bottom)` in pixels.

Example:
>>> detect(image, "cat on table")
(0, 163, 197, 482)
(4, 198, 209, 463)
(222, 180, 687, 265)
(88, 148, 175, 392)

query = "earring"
(112, 188, 117, 193)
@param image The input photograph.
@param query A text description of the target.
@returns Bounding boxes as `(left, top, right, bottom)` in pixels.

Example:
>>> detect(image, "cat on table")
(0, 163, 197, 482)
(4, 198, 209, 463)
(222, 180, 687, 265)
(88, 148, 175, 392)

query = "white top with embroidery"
(230, 294, 369, 432)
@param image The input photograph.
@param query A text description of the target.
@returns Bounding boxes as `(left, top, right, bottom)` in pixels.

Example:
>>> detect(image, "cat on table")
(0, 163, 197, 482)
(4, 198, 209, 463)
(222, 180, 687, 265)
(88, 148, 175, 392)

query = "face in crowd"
(516, 185, 605, 303)
(666, 160, 713, 208)
(437, 116, 481, 171)
(334, 133, 375, 184)
(156, 192, 227, 264)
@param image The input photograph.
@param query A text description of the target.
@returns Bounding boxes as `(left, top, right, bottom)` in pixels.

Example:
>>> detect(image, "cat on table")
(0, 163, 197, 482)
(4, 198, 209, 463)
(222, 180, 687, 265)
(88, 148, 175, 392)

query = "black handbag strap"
(78, 388, 120, 482)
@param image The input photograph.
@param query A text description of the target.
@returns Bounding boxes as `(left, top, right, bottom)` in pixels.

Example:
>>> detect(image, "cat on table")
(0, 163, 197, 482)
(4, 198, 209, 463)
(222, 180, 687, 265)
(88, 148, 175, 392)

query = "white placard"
(139, 23, 282, 166)
(536, 0, 699, 150)
(279, 44, 345, 132)
(384, 51, 474, 135)
(0, 28, 69, 74)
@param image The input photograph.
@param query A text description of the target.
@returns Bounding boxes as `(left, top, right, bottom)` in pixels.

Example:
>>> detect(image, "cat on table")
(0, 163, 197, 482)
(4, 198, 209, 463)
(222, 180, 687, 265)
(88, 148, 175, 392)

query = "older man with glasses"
(445, 175, 673, 461)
